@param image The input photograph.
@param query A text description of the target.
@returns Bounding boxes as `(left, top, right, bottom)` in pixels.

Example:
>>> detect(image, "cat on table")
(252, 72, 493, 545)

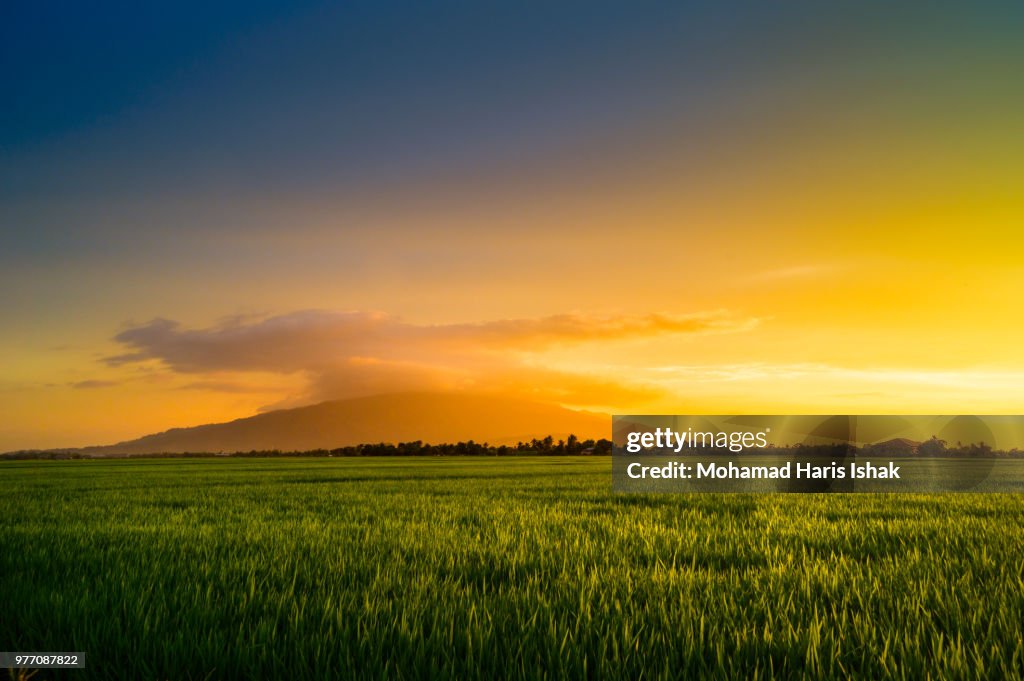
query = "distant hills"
(48, 393, 610, 456)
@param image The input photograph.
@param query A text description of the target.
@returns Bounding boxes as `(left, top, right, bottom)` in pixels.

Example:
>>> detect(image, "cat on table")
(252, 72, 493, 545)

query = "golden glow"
(4, 93, 1023, 451)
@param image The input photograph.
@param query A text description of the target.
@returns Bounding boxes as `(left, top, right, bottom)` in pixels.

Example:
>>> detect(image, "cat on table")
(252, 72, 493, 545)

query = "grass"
(2, 457, 1023, 680)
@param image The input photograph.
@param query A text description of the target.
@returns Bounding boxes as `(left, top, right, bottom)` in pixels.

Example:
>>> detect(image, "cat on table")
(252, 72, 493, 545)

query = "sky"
(2, 1, 1023, 450)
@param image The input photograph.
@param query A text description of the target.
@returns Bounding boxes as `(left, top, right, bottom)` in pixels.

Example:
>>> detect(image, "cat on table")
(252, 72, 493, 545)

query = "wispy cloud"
(639, 363, 1024, 411)
(743, 264, 844, 284)
(69, 379, 119, 389)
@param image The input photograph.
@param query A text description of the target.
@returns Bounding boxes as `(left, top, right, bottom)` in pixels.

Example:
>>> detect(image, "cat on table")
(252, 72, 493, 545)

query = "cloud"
(175, 380, 283, 394)
(69, 379, 119, 389)
(104, 309, 756, 408)
(105, 310, 754, 372)
(637, 362, 1024, 411)
(436, 311, 756, 348)
(744, 264, 844, 283)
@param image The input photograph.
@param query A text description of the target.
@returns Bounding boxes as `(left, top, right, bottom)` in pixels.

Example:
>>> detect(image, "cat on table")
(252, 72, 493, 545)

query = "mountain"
(76, 393, 610, 455)
(870, 438, 921, 452)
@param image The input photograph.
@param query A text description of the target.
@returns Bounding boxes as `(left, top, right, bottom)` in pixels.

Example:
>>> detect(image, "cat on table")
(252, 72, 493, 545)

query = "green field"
(2, 457, 1023, 680)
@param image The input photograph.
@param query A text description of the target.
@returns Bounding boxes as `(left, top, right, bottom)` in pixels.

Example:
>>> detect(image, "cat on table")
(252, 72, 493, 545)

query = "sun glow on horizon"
(3, 3, 1023, 450)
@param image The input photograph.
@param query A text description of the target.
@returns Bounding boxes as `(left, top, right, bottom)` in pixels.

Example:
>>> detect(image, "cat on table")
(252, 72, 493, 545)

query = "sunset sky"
(2, 2, 1023, 450)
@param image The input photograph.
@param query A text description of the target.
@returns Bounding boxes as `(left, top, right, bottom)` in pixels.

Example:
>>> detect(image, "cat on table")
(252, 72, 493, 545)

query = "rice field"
(2, 457, 1023, 680)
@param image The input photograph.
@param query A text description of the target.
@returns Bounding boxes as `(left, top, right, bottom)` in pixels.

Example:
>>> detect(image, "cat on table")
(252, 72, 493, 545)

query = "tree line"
(0, 435, 615, 460)
(6, 435, 1021, 460)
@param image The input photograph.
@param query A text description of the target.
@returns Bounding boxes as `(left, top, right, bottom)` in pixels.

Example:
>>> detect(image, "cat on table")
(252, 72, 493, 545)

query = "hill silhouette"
(74, 393, 609, 455)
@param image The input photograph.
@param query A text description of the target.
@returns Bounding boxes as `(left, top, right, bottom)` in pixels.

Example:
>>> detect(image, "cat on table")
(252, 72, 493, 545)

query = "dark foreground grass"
(2, 457, 1023, 680)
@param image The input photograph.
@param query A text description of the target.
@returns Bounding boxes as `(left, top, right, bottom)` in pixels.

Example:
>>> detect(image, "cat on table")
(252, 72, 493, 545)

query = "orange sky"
(3, 3, 1023, 451)
(5, 179, 1023, 451)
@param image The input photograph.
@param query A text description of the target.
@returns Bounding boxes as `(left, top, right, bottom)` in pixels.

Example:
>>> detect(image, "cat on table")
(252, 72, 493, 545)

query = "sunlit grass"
(2, 457, 1023, 680)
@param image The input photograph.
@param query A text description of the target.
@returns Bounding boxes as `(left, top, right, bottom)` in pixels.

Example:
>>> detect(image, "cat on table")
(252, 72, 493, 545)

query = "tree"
(918, 436, 947, 457)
